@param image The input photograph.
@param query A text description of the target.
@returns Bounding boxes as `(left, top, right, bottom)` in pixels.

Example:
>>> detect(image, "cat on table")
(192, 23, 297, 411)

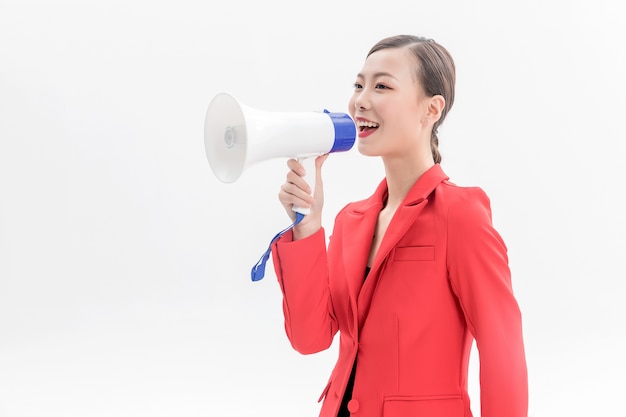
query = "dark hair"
(367, 35, 456, 164)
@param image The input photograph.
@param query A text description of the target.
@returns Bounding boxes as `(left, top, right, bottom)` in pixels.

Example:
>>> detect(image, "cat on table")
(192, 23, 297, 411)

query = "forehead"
(357, 47, 418, 81)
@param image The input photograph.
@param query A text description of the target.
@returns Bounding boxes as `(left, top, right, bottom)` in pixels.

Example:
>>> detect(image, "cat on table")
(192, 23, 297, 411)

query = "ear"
(426, 95, 446, 123)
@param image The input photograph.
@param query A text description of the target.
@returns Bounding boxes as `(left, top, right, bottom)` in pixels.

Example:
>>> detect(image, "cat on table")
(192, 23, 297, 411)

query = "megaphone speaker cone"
(204, 93, 247, 183)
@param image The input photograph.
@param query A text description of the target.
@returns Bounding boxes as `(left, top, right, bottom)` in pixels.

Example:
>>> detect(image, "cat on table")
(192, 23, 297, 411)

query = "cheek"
(348, 96, 356, 116)
(394, 106, 422, 130)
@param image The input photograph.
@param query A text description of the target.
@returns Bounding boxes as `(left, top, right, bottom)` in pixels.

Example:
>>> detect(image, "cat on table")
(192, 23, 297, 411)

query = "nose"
(353, 92, 368, 111)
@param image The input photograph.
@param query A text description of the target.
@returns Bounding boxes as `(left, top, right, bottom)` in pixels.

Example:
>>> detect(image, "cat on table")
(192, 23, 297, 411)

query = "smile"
(356, 120, 380, 132)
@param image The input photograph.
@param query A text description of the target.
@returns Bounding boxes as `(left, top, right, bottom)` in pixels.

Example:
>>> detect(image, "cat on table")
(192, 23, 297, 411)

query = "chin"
(357, 142, 379, 158)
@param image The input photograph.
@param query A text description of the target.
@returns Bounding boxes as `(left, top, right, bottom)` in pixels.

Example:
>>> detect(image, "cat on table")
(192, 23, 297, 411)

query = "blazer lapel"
(355, 164, 449, 329)
(340, 180, 387, 330)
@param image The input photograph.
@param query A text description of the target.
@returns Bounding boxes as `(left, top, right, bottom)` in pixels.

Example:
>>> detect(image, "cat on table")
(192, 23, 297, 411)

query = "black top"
(337, 266, 370, 417)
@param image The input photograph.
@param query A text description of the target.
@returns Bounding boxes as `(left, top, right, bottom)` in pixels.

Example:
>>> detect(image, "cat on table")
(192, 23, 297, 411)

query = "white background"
(1, 0, 625, 416)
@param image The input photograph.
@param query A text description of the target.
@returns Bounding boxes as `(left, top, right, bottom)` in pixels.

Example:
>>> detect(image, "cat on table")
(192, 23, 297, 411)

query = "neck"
(382, 156, 434, 209)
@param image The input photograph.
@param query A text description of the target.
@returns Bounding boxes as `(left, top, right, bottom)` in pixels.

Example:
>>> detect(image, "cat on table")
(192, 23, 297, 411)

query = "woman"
(270, 34, 528, 417)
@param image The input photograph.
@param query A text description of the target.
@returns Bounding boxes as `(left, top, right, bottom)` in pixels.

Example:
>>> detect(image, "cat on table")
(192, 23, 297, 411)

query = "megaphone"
(204, 92, 356, 214)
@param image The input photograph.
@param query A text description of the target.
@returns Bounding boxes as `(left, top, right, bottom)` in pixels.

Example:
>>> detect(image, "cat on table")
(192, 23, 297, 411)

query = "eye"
(375, 83, 389, 90)
(353, 83, 363, 90)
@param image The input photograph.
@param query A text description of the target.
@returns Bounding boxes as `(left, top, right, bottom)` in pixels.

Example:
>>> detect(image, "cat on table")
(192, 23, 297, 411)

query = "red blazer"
(271, 164, 528, 417)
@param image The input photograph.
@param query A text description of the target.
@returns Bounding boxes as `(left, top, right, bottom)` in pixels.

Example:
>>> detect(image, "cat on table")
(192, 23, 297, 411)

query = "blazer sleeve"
(270, 227, 338, 355)
(447, 187, 528, 417)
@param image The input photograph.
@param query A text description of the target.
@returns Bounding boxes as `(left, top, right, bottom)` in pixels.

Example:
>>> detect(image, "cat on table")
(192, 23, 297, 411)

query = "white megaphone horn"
(204, 92, 356, 215)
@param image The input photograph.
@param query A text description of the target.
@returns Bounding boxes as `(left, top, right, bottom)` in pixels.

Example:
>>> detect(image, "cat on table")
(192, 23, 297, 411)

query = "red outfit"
(270, 164, 528, 417)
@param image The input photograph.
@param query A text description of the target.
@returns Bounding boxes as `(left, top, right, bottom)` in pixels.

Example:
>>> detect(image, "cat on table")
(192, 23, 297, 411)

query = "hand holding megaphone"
(283, 154, 327, 217)
(280, 154, 329, 236)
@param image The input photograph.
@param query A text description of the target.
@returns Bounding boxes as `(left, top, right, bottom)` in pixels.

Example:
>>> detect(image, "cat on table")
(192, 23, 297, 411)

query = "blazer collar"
(341, 164, 449, 329)
(350, 163, 449, 214)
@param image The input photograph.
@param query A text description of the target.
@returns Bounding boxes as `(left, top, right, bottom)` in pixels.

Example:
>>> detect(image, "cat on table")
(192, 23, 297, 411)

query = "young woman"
(270, 34, 528, 417)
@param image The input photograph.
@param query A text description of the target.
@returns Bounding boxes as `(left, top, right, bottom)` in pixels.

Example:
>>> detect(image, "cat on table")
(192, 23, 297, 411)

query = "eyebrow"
(356, 71, 397, 80)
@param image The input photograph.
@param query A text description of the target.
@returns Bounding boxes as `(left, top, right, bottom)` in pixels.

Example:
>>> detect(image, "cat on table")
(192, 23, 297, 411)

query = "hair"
(367, 35, 456, 164)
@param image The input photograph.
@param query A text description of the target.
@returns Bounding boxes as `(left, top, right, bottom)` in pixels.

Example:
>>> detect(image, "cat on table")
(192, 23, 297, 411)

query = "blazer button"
(347, 399, 359, 413)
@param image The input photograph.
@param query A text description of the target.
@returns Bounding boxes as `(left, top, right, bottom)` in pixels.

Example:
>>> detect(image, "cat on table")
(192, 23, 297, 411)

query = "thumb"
(309, 154, 329, 210)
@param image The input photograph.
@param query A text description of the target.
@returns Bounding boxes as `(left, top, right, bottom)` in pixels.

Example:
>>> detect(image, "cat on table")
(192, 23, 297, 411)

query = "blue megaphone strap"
(250, 212, 305, 281)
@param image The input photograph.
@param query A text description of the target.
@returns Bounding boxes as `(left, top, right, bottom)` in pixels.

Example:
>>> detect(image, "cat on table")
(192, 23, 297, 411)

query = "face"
(349, 47, 431, 158)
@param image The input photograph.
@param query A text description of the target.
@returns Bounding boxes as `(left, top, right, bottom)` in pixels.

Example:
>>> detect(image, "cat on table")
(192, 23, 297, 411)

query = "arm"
(447, 188, 528, 417)
(271, 155, 338, 354)
(271, 228, 338, 355)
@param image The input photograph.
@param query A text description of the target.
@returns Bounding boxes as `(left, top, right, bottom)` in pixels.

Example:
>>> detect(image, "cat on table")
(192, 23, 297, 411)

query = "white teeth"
(356, 121, 379, 128)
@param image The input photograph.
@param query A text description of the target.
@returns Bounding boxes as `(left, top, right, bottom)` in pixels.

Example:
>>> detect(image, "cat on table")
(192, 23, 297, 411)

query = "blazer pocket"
(393, 245, 435, 261)
(383, 394, 463, 416)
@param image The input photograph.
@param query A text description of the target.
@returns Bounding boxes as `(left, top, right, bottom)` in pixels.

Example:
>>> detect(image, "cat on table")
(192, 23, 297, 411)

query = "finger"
(314, 154, 329, 181)
(286, 158, 305, 176)
(286, 168, 312, 195)
(279, 183, 312, 209)
(312, 154, 329, 196)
